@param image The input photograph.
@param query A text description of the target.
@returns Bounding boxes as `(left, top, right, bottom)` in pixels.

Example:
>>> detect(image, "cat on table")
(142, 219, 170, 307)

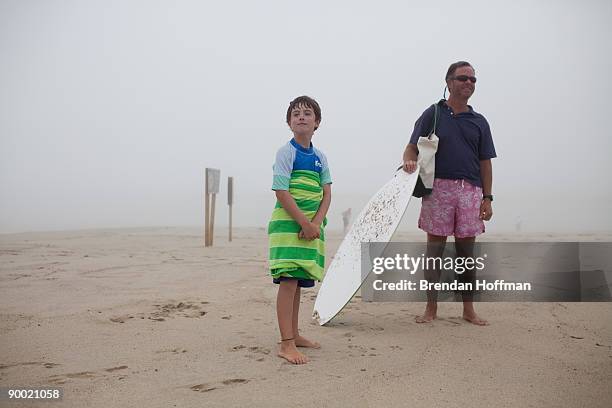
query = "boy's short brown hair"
(286, 95, 322, 130)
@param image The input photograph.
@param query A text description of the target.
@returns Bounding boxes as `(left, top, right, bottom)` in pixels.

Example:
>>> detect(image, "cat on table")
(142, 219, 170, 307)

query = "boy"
(268, 95, 332, 364)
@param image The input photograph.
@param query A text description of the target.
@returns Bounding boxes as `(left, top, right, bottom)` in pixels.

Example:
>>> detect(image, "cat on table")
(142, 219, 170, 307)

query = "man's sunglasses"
(451, 75, 477, 83)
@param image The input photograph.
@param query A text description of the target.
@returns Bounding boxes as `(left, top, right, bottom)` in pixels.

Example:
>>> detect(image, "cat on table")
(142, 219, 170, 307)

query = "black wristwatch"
(483, 195, 493, 202)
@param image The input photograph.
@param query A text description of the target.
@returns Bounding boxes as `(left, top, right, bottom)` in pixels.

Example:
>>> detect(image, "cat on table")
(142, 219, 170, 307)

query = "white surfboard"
(313, 167, 420, 325)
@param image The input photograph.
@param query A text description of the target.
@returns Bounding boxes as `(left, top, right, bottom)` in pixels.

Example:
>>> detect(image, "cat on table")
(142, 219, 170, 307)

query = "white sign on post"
(206, 169, 220, 194)
(205, 168, 221, 247)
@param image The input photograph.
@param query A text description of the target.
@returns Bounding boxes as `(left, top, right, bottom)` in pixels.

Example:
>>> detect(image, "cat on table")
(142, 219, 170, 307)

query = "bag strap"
(427, 102, 440, 139)
(396, 102, 440, 173)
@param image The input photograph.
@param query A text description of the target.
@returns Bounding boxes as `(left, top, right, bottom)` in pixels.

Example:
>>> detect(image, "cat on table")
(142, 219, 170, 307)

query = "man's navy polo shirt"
(409, 100, 496, 188)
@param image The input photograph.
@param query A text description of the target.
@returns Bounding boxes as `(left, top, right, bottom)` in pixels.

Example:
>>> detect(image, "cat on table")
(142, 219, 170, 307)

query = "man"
(403, 61, 496, 325)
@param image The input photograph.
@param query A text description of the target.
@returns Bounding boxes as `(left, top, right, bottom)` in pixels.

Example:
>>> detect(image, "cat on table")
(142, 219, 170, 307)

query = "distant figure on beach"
(402, 61, 497, 325)
(342, 208, 352, 234)
(268, 96, 332, 364)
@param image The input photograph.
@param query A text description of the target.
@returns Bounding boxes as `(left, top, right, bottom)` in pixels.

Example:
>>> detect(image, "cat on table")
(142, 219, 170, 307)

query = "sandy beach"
(1, 227, 611, 407)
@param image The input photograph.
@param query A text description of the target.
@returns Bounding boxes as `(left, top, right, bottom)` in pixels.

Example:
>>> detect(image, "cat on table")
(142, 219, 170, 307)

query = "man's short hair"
(445, 61, 474, 80)
(286, 95, 322, 130)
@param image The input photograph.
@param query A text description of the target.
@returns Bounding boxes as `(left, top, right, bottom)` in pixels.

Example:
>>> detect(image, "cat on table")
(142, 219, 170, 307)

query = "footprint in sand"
(110, 301, 208, 323)
(105, 366, 129, 372)
(248, 346, 270, 354)
(48, 366, 129, 384)
(152, 302, 206, 319)
(110, 315, 134, 323)
(230, 345, 270, 360)
(440, 318, 461, 325)
(0, 362, 32, 369)
(246, 347, 270, 361)
(348, 345, 370, 356)
(49, 371, 96, 384)
(222, 379, 248, 385)
(0, 362, 61, 370)
(191, 383, 217, 392)
(190, 378, 249, 393)
(155, 348, 188, 354)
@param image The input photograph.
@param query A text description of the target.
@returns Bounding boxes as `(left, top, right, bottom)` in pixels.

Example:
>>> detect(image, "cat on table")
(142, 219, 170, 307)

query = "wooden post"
(205, 169, 210, 246)
(228, 177, 233, 242)
(209, 193, 216, 246)
(229, 207, 232, 242)
(204, 168, 220, 247)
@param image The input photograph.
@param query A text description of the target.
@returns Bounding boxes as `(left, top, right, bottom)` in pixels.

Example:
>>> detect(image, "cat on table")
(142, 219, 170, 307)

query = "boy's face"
(288, 103, 320, 136)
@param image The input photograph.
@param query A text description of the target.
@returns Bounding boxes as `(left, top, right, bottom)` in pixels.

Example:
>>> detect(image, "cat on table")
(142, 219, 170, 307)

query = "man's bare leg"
(277, 280, 308, 364)
(462, 300, 488, 325)
(292, 286, 320, 348)
(416, 234, 447, 323)
(455, 237, 489, 326)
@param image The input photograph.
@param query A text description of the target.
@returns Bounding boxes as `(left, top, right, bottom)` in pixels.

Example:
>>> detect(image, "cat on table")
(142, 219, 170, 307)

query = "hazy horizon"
(2, 1, 611, 235)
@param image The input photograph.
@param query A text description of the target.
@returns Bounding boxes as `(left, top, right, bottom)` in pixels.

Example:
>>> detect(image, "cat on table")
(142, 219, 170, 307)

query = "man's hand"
(299, 222, 320, 240)
(402, 144, 418, 174)
(480, 199, 493, 221)
(403, 160, 417, 174)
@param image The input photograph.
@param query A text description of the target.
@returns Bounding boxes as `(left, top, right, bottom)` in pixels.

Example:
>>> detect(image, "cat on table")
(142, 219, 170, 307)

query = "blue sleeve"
(272, 145, 293, 190)
(409, 105, 436, 145)
(478, 118, 497, 160)
(318, 150, 332, 185)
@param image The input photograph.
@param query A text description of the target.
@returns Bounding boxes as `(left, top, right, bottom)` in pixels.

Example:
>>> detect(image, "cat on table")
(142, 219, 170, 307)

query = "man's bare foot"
(278, 340, 308, 364)
(463, 313, 489, 326)
(295, 335, 320, 348)
(415, 304, 437, 323)
(415, 313, 437, 323)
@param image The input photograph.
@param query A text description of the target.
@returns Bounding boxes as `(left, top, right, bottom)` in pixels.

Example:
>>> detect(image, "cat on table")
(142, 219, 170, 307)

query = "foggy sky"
(1, 0, 611, 234)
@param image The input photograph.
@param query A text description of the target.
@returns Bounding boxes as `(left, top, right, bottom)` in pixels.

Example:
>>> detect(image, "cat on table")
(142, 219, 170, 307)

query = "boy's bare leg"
(455, 237, 488, 326)
(292, 286, 320, 348)
(416, 234, 446, 323)
(277, 280, 308, 364)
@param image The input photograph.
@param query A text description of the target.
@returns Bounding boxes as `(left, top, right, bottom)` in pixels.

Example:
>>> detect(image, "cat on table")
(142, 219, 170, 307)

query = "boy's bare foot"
(295, 335, 320, 349)
(278, 339, 308, 364)
(415, 304, 437, 323)
(463, 313, 489, 326)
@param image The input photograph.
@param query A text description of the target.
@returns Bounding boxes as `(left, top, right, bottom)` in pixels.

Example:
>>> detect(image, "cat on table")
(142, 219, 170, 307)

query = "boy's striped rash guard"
(268, 138, 332, 282)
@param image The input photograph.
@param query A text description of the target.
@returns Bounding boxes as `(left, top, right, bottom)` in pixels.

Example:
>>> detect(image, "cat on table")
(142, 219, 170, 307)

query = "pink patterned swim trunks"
(418, 178, 485, 238)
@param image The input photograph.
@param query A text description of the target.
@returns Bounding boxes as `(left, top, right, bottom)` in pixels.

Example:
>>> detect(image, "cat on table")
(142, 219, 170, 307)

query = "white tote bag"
(413, 103, 439, 197)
